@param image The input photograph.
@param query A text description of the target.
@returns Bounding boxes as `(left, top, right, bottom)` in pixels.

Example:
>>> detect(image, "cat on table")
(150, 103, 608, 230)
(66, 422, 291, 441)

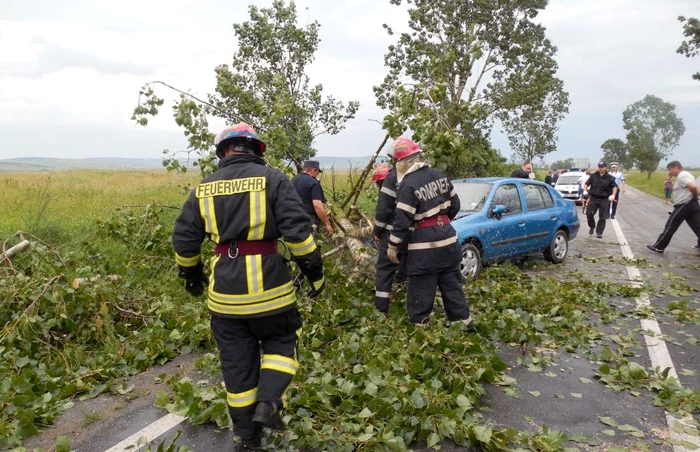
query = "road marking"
(611, 219, 699, 451)
(104, 413, 185, 452)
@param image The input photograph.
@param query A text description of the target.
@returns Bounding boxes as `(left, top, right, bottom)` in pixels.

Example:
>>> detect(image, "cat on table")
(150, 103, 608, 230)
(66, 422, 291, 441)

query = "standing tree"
(132, 0, 359, 177)
(623, 95, 685, 179)
(502, 76, 570, 164)
(600, 138, 632, 170)
(677, 16, 700, 81)
(374, 0, 565, 178)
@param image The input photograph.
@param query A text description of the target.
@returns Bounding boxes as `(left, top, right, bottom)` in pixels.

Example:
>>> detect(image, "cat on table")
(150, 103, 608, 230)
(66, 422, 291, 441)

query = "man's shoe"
(234, 436, 262, 451)
(597, 234, 603, 238)
(589, 227, 594, 235)
(646, 245, 663, 254)
(253, 401, 284, 430)
(693, 245, 700, 251)
(464, 319, 476, 333)
(610, 215, 615, 219)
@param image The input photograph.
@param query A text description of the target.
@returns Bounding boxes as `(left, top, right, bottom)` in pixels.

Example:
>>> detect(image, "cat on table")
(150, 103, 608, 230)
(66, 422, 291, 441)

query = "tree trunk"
(0, 240, 30, 262)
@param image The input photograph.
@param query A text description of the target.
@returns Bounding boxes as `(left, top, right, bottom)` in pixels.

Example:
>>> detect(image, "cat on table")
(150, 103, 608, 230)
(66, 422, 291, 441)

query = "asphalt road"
(22, 187, 699, 452)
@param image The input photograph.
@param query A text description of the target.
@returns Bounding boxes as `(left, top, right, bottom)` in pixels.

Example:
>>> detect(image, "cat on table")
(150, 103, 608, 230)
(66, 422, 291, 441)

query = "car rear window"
(523, 184, 554, 210)
(556, 175, 581, 185)
(452, 182, 492, 211)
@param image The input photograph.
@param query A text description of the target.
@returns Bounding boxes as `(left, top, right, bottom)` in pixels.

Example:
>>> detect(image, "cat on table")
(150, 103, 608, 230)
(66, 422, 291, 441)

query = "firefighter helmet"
(391, 137, 422, 161)
(214, 123, 266, 158)
(372, 164, 391, 182)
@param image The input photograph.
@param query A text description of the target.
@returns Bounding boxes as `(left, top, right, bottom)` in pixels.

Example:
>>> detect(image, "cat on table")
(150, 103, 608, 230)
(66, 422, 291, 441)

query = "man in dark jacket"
(511, 161, 533, 179)
(292, 160, 333, 237)
(583, 161, 618, 238)
(372, 161, 407, 314)
(172, 123, 325, 450)
(386, 138, 474, 330)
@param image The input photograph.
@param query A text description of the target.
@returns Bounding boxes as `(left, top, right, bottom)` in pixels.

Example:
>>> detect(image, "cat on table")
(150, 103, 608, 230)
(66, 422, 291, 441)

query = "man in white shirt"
(608, 163, 626, 219)
(647, 161, 700, 253)
(578, 171, 591, 214)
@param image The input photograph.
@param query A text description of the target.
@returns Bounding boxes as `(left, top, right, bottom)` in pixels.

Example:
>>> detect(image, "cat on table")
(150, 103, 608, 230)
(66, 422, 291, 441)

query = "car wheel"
(544, 230, 568, 263)
(460, 242, 482, 279)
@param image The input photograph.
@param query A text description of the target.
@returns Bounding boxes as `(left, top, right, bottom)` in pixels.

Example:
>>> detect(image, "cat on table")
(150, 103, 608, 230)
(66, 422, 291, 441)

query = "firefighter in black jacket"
(372, 162, 407, 313)
(386, 138, 474, 330)
(172, 123, 324, 450)
(583, 161, 618, 238)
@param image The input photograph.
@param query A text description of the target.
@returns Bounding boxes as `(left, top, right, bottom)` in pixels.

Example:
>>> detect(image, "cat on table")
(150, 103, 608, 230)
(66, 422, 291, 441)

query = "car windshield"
(452, 182, 492, 212)
(556, 175, 581, 185)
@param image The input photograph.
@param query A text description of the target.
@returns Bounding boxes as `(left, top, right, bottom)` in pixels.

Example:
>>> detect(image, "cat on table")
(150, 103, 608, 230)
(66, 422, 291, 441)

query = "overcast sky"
(0, 0, 698, 166)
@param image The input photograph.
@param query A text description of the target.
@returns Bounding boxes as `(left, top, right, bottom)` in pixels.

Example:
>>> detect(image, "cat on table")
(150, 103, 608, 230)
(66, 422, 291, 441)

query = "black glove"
(295, 249, 324, 298)
(178, 261, 209, 297)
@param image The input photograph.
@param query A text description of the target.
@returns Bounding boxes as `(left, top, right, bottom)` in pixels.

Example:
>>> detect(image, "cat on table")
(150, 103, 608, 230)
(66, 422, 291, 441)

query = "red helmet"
(214, 123, 266, 157)
(372, 164, 392, 182)
(391, 137, 422, 160)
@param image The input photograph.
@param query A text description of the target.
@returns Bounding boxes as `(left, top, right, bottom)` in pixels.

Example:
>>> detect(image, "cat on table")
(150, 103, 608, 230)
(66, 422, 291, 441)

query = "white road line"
(611, 219, 699, 451)
(104, 413, 186, 452)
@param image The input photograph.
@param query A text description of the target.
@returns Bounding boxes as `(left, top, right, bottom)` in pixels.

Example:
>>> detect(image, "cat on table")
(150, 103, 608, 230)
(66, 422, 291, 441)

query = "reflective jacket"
(172, 153, 318, 318)
(389, 166, 461, 275)
(373, 168, 398, 238)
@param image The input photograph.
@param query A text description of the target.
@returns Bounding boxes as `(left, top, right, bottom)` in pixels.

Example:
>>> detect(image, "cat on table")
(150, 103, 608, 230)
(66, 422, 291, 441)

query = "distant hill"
(0, 156, 376, 173)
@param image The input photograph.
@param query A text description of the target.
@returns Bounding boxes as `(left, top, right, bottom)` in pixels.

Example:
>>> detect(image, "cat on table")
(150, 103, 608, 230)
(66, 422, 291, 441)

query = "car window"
(555, 175, 582, 185)
(524, 184, 554, 211)
(452, 182, 492, 212)
(491, 183, 522, 215)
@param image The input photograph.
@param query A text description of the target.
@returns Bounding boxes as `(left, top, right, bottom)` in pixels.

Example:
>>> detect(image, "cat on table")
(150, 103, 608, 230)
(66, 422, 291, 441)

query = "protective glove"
(387, 244, 399, 264)
(178, 261, 209, 297)
(608, 195, 615, 202)
(295, 249, 325, 298)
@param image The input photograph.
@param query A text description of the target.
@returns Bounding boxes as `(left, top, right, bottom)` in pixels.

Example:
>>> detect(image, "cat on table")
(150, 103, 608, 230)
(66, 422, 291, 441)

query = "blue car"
(451, 177, 580, 278)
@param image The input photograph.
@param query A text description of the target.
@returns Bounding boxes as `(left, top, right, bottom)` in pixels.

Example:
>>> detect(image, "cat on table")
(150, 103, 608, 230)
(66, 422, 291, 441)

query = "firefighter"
(172, 123, 325, 450)
(386, 138, 474, 330)
(372, 161, 407, 313)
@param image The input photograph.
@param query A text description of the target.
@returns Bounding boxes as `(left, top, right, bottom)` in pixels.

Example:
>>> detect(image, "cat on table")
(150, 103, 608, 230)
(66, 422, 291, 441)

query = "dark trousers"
(652, 201, 700, 250)
(375, 232, 407, 312)
(587, 197, 610, 234)
(211, 308, 302, 439)
(610, 191, 620, 217)
(406, 268, 471, 324)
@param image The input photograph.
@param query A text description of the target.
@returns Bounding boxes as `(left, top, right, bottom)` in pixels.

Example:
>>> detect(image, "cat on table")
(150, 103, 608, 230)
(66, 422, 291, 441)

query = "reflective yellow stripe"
(407, 235, 457, 250)
(247, 190, 267, 240)
(227, 387, 257, 408)
(261, 354, 299, 375)
(396, 202, 416, 214)
(209, 281, 294, 304)
(199, 196, 220, 243)
(312, 276, 324, 291)
(287, 234, 317, 257)
(244, 255, 263, 293)
(175, 253, 200, 267)
(207, 291, 296, 316)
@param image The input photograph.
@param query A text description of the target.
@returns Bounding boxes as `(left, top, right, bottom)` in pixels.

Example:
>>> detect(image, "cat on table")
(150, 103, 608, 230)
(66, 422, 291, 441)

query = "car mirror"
(491, 204, 507, 219)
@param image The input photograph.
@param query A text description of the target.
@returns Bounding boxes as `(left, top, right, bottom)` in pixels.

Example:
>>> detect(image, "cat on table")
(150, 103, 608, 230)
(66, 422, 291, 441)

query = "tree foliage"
(132, 0, 359, 176)
(677, 16, 700, 81)
(600, 138, 632, 170)
(550, 158, 574, 171)
(374, 0, 566, 178)
(623, 95, 685, 179)
(502, 77, 570, 164)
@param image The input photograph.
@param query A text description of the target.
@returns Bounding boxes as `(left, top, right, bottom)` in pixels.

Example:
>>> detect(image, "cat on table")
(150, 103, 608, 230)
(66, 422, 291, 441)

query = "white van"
(554, 171, 586, 204)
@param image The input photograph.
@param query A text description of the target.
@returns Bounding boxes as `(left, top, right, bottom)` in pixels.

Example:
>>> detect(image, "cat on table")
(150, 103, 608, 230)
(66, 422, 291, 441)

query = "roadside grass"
(624, 171, 667, 199)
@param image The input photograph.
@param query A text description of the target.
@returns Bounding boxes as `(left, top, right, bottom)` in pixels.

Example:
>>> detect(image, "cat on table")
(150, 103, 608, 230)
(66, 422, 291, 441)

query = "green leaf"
(571, 393, 582, 398)
(364, 383, 378, 397)
(598, 416, 618, 427)
(455, 394, 472, 408)
(56, 435, 71, 452)
(427, 432, 440, 448)
(528, 391, 541, 397)
(473, 425, 492, 444)
(356, 432, 375, 442)
(602, 429, 616, 436)
(580, 377, 593, 384)
(358, 408, 373, 419)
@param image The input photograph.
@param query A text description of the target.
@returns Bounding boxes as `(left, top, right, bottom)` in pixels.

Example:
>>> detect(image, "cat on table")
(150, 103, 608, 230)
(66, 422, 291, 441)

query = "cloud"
(0, 38, 155, 78)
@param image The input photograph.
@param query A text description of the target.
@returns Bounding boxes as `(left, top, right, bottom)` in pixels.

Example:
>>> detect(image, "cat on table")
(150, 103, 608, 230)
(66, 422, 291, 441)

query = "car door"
(485, 183, 528, 259)
(522, 183, 557, 250)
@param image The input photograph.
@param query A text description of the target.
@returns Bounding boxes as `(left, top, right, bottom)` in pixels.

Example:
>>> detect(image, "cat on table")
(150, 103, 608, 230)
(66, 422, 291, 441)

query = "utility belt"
(215, 240, 277, 258)
(414, 214, 450, 230)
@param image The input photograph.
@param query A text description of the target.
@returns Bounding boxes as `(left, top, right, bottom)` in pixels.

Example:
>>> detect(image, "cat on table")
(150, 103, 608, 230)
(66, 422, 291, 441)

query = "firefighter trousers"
(210, 308, 302, 440)
(406, 268, 471, 324)
(375, 231, 407, 312)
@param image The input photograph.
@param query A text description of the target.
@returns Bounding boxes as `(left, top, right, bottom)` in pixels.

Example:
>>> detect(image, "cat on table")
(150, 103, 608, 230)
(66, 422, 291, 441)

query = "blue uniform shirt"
(292, 173, 326, 221)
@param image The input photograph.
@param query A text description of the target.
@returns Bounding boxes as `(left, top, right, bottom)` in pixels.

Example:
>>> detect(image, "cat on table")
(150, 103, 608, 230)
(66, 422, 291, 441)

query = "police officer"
(372, 161, 407, 313)
(583, 161, 618, 238)
(386, 138, 474, 330)
(292, 160, 334, 237)
(172, 123, 325, 450)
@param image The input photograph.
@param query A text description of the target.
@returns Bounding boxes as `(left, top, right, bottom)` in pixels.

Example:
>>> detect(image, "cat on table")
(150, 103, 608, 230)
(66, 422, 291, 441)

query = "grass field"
(623, 171, 669, 199)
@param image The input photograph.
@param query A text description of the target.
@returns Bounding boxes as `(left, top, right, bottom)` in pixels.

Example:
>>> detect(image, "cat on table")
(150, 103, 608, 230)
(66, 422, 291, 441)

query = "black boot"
(234, 436, 263, 451)
(252, 401, 284, 430)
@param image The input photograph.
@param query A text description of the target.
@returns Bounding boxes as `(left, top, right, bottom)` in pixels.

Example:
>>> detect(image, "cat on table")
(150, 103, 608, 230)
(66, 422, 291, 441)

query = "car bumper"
(570, 220, 580, 240)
